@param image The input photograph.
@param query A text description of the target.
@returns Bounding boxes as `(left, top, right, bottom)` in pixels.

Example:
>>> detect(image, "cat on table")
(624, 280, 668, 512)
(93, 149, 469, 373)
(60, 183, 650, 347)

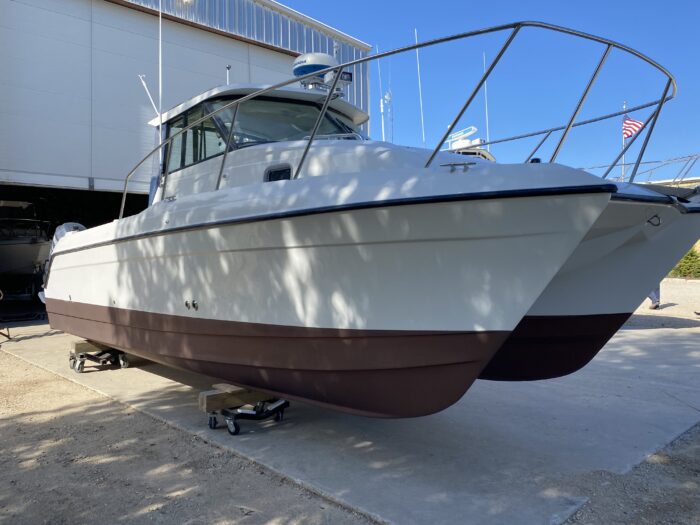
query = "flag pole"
(621, 100, 626, 181)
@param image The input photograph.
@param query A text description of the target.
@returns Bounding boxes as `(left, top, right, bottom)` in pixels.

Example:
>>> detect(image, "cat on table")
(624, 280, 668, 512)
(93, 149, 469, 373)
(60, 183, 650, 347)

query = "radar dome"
(292, 53, 338, 78)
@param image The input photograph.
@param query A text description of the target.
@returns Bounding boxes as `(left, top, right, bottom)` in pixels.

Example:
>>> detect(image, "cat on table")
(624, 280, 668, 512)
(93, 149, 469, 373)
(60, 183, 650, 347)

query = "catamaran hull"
(481, 200, 700, 381)
(45, 189, 610, 417)
(480, 313, 631, 381)
(46, 298, 510, 417)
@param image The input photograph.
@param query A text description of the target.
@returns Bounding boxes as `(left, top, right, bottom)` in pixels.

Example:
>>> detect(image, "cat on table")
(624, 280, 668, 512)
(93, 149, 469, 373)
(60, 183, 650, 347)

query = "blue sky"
(283, 0, 699, 180)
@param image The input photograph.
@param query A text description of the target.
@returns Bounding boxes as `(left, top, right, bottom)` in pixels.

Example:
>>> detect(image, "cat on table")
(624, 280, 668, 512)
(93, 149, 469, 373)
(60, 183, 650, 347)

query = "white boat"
(481, 184, 700, 380)
(42, 21, 681, 416)
(42, 78, 617, 416)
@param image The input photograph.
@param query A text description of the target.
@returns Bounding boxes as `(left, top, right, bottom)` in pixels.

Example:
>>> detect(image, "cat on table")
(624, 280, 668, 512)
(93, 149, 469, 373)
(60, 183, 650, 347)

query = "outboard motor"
(38, 222, 86, 304)
(51, 222, 86, 251)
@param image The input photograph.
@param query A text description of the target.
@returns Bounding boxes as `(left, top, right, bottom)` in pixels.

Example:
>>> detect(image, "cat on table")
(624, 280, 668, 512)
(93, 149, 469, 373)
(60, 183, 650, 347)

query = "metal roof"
(117, 0, 371, 53)
(148, 84, 370, 126)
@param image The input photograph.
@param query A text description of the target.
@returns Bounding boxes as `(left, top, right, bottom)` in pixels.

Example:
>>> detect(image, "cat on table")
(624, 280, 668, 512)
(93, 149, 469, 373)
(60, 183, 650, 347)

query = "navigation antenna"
(377, 46, 386, 141)
(415, 29, 426, 147)
(137, 74, 159, 118)
(483, 52, 491, 152)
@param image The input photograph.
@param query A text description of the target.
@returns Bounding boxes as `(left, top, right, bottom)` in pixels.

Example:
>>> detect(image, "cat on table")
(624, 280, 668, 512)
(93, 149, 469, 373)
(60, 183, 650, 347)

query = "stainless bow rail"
(119, 21, 676, 219)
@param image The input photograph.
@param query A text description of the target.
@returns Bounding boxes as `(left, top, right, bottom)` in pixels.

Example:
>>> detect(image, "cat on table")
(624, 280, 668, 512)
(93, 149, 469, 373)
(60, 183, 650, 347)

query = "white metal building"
(1, 0, 371, 196)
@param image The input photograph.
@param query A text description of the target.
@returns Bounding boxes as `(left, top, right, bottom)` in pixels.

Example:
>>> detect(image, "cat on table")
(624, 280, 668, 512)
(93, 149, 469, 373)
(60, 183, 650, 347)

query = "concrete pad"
(3, 318, 700, 525)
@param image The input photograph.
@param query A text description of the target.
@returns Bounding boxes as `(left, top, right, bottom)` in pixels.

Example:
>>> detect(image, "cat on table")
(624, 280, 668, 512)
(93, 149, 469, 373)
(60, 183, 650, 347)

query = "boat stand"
(68, 340, 129, 373)
(198, 383, 289, 435)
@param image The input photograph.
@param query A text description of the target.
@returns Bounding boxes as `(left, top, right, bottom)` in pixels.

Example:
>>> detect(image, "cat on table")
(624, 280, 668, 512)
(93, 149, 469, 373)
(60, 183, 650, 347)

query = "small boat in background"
(0, 201, 51, 301)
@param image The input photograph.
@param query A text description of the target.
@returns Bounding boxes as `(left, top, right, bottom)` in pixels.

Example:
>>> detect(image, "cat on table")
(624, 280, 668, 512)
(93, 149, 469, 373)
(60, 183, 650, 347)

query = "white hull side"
(528, 200, 700, 317)
(46, 193, 609, 333)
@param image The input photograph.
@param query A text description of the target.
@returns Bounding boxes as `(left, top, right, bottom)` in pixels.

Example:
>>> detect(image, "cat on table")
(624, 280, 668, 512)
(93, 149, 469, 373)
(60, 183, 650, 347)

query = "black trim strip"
(45, 183, 616, 286)
(611, 192, 674, 204)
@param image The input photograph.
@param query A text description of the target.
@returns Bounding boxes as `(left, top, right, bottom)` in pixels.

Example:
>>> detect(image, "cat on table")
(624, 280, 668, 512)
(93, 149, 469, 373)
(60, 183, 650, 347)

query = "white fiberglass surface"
(528, 201, 700, 316)
(46, 192, 609, 332)
(59, 162, 608, 251)
(48, 155, 615, 332)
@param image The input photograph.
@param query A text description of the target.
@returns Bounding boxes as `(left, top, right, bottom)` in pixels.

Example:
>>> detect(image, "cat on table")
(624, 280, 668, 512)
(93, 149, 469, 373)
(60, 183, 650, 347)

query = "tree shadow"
(623, 314, 700, 330)
(0, 352, 369, 525)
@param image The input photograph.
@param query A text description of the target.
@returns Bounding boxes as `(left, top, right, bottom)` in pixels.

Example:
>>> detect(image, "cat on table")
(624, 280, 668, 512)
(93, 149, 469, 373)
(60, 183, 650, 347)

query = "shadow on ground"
(0, 351, 371, 525)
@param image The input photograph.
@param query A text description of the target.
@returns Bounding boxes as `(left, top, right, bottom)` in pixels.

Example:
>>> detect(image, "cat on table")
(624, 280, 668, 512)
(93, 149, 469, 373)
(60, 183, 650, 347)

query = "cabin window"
(164, 98, 364, 175)
(166, 105, 226, 174)
(208, 98, 351, 149)
(329, 109, 368, 139)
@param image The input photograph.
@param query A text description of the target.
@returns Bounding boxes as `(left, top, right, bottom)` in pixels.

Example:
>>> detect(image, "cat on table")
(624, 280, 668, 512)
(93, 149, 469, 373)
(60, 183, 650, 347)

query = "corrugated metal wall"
(124, 0, 370, 112)
(1, 0, 369, 194)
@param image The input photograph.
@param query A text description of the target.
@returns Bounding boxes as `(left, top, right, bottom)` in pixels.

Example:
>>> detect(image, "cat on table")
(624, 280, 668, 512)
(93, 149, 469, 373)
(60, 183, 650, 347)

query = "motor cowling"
(39, 222, 86, 304)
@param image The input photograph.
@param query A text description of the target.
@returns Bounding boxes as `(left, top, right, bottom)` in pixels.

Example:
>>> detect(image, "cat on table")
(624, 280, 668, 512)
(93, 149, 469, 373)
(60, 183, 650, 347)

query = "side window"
(166, 117, 186, 173)
(166, 105, 226, 174)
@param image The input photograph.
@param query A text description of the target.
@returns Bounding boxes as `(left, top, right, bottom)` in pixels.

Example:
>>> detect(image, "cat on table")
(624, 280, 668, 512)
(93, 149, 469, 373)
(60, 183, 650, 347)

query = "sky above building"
(283, 0, 699, 180)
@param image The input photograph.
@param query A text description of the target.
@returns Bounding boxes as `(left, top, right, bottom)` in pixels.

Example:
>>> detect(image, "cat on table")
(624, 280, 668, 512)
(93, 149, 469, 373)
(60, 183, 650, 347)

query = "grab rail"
(119, 21, 676, 218)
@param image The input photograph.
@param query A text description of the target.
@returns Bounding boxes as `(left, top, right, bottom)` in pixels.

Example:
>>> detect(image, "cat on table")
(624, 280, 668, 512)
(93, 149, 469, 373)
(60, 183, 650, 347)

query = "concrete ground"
(0, 351, 374, 525)
(1, 279, 699, 524)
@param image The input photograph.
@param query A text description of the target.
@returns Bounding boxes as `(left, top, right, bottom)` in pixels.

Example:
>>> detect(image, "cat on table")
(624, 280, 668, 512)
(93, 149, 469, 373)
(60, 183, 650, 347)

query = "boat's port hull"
(46, 299, 509, 417)
(479, 313, 630, 381)
(480, 199, 700, 382)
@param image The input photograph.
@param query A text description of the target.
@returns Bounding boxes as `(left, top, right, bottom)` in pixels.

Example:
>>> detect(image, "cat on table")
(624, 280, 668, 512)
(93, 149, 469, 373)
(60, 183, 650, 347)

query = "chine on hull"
(481, 197, 700, 381)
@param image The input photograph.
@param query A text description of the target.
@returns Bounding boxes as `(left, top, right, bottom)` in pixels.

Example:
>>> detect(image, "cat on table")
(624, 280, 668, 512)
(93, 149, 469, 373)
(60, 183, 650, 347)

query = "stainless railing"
(119, 21, 676, 219)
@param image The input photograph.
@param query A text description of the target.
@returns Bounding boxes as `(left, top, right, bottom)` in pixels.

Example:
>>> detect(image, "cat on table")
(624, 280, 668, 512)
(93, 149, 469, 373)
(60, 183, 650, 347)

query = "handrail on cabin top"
(119, 21, 676, 219)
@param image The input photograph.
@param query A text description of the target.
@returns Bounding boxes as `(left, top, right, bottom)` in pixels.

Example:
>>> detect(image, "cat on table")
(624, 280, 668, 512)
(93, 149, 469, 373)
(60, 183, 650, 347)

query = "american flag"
(622, 116, 644, 139)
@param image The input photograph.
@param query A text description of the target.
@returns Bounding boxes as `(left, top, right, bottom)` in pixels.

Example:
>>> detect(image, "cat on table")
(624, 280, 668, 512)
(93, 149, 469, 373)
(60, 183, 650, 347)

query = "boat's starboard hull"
(44, 164, 615, 416)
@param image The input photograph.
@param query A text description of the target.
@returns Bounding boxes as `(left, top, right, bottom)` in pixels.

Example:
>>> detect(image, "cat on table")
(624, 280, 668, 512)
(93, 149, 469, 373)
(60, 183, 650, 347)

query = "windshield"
(208, 97, 362, 148)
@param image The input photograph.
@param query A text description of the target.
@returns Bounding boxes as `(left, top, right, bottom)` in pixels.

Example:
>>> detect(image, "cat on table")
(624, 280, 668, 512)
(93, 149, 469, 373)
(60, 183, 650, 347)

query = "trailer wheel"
(68, 355, 76, 370)
(275, 409, 285, 422)
(74, 360, 84, 374)
(118, 354, 129, 369)
(208, 415, 218, 430)
(226, 418, 240, 436)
